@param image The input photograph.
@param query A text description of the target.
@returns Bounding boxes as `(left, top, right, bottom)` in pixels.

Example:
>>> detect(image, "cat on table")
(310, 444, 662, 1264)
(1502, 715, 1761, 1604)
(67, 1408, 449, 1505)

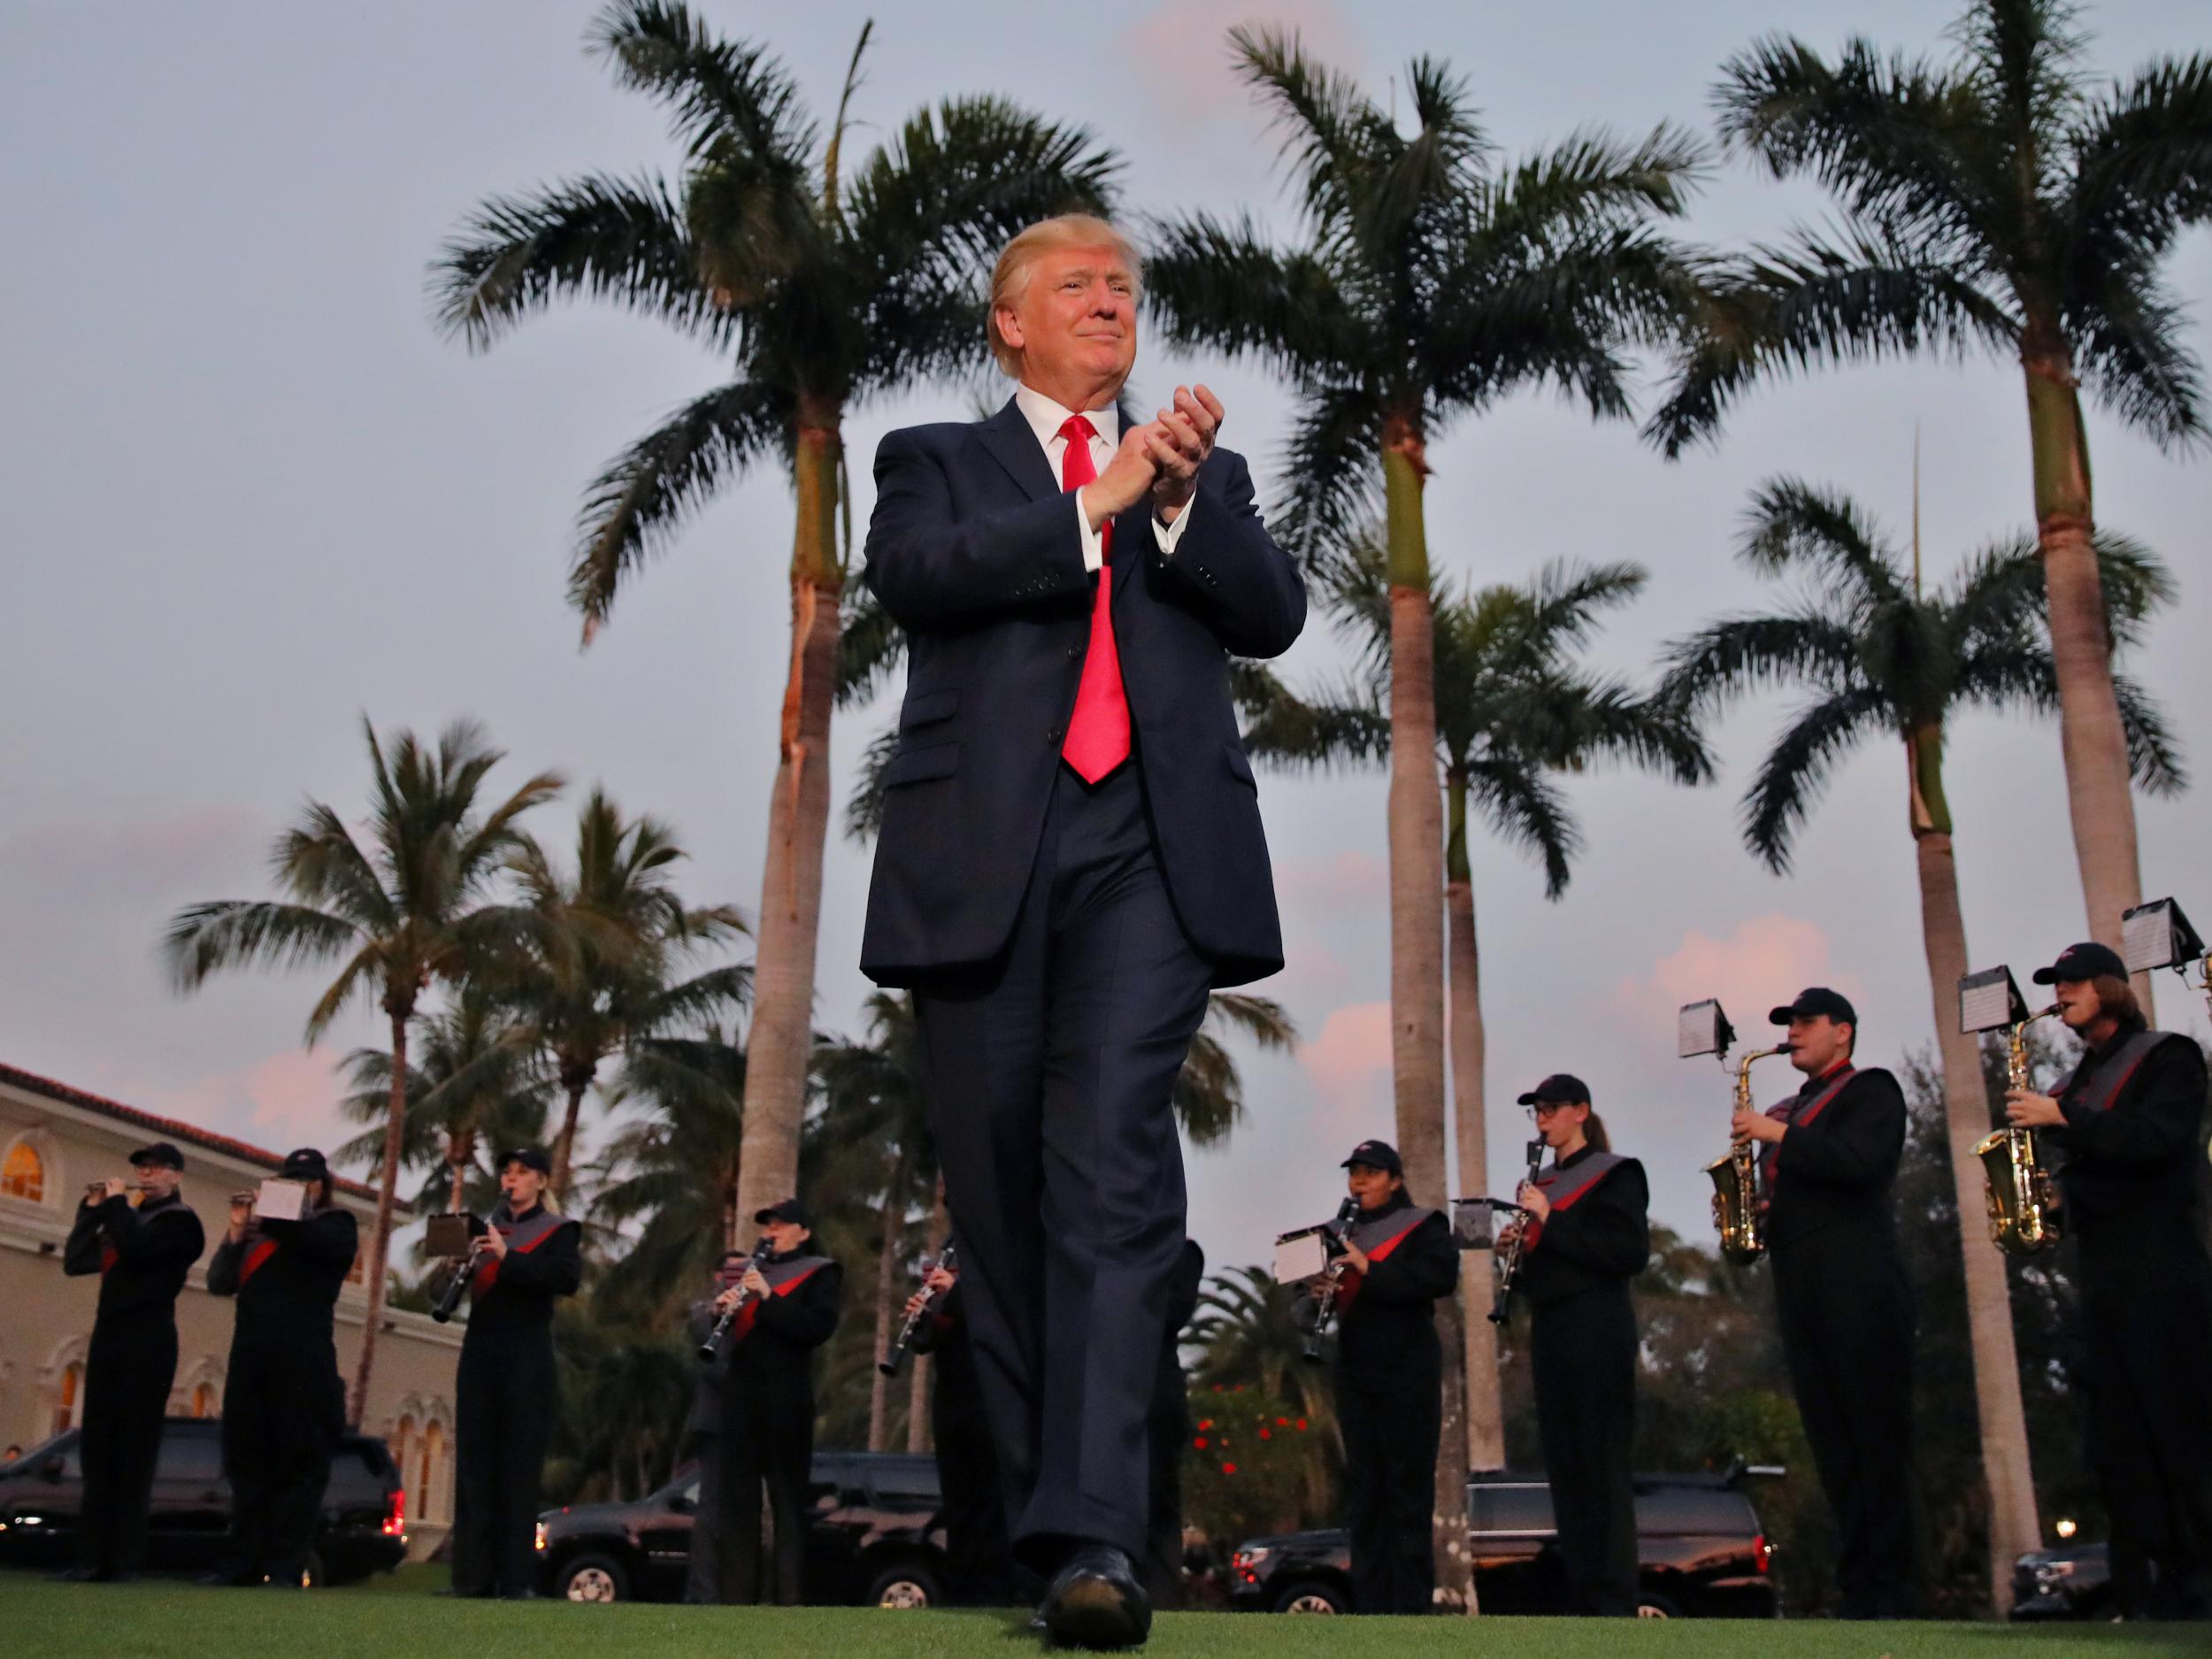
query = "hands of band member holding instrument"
(1079, 385, 1223, 530)
(227, 1194, 252, 1240)
(1336, 1239, 1369, 1274)
(1731, 1108, 1786, 1145)
(480, 1225, 509, 1261)
(740, 1266, 770, 1298)
(2004, 1089, 2065, 1129)
(1517, 1183, 1551, 1225)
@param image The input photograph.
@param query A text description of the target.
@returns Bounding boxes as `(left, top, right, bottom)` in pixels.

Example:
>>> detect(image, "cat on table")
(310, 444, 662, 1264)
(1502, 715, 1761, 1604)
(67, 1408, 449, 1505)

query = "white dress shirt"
(1012, 384, 1198, 574)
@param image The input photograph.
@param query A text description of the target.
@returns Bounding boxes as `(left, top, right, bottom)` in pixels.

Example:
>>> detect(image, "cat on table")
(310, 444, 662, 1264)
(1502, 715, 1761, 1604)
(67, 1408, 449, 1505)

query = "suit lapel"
(975, 397, 1058, 503)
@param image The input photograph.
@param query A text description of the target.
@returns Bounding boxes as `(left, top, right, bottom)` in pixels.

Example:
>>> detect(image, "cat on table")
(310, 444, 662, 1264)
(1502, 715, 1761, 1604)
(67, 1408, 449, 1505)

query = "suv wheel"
(864, 1562, 940, 1609)
(557, 1552, 632, 1603)
(1272, 1578, 1347, 1615)
(1635, 1594, 1679, 1619)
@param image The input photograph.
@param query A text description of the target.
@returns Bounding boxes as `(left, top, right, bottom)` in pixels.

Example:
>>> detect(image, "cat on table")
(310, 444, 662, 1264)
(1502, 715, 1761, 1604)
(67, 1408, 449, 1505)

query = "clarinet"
(1487, 1139, 1548, 1325)
(1300, 1198, 1364, 1363)
(697, 1240, 774, 1363)
(879, 1243, 958, 1378)
(431, 1210, 498, 1325)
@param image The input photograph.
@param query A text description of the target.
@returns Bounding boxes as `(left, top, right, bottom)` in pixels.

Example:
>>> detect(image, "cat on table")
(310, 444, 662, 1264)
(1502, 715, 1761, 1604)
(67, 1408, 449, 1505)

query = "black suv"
(535, 1448, 949, 1607)
(2010, 1540, 2111, 1620)
(0, 1417, 407, 1585)
(1228, 1469, 1779, 1618)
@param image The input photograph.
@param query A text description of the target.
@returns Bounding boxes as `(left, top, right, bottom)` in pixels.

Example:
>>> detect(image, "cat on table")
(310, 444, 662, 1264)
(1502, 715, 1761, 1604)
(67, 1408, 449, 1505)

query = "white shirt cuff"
(1075, 495, 1104, 574)
(1153, 492, 1196, 557)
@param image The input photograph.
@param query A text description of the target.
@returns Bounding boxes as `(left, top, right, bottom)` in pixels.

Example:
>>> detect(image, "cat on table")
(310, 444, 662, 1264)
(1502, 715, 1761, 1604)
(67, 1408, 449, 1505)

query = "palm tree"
(1656, 475, 2179, 1608)
(432, 1, 1118, 1232)
(1242, 543, 1709, 1475)
(335, 987, 550, 1215)
(164, 718, 562, 1425)
(1650, 0, 2212, 995)
(503, 787, 749, 1200)
(1146, 38, 1703, 1603)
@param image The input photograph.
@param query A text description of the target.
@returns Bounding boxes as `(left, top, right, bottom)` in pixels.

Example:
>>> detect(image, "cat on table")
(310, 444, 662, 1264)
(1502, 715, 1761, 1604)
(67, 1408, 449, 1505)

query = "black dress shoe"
(1038, 1544, 1149, 1650)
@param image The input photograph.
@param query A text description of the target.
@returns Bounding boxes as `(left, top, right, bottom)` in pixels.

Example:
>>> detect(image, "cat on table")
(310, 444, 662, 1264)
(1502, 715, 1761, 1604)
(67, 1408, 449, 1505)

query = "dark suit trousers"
(1771, 1227, 1917, 1618)
(452, 1333, 557, 1595)
(77, 1318, 177, 1576)
(914, 761, 1213, 1569)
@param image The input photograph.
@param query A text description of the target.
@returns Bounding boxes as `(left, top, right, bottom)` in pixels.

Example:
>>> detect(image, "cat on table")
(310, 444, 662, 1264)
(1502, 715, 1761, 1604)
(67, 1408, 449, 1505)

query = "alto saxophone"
(1972, 1005, 2063, 1255)
(1705, 1043, 1793, 1264)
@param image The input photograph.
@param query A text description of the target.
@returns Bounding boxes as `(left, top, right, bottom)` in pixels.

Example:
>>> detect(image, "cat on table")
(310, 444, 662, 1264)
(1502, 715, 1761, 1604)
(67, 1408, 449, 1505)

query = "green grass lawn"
(5, 1566, 2201, 1658)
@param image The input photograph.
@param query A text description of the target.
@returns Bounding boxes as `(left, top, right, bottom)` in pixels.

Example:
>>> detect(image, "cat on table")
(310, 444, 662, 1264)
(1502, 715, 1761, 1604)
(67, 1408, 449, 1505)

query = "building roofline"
(0, 1061, 380, 1202)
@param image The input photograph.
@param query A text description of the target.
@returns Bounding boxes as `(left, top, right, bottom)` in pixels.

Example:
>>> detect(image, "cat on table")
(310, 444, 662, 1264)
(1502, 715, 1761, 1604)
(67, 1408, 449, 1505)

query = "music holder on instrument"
(1271, 1226, 1335, 1284)
(1678, 998, 1736, 1060)
(252, 1179, 311, 1222)
(1448, 1197, 1525, 1252)
(1958, 964, 2031, 1033)
(2123, 897, 2206, 976)
(425, 1212, 487, 1258)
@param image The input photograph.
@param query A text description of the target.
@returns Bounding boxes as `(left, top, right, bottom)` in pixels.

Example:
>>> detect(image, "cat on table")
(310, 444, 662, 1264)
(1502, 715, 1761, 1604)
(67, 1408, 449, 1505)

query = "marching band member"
(1302, 1140, 1457, 1615)
(59, 1141, 204, 1582)
(1505, 1077, 1648, 1617)
(681, 1250, 749, 1604)
(204, 1148, 357, 1587)
(706, 1197, 841, 1605)
(905, 1256, 1018, 1605)
(2006, 942, 2212, 1619)
(449, 1147, 581, 1600)
(1730, 988, 1916, 1619)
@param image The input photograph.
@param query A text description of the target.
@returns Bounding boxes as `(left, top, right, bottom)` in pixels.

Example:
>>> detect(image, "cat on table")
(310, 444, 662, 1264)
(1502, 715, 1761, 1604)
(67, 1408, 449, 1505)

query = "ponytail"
(1583, 1110, 1612, 1154)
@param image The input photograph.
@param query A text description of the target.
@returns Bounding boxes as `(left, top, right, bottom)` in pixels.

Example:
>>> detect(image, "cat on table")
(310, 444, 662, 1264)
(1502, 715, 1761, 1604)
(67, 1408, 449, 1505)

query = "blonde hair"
(987, 214, 1143, 377)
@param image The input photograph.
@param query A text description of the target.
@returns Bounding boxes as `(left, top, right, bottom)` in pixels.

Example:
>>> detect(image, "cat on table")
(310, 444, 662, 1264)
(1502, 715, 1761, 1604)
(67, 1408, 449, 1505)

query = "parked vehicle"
(1228, 1468, 1779, 1617)
(0, 1417, 406, 1585)
(2010, 1540, 2111, 1621)
(535, 1448, 948, 1607)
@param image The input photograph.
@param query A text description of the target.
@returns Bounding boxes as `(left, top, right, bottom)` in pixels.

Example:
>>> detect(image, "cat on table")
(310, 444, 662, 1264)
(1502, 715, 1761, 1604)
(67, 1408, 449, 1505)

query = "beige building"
(0, 1062, 459, 1557)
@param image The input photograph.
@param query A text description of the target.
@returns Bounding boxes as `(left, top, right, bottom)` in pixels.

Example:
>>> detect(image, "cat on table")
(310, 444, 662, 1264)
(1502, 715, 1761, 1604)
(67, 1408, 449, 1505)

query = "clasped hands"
(1080, 384, 1223, 531)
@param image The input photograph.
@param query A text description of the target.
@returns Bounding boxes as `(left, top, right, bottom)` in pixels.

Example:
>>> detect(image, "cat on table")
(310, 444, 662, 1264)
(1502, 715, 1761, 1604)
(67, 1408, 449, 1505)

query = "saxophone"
(1704, 1043, 1793, 1264)
(1972, 1005, 2063, 1255)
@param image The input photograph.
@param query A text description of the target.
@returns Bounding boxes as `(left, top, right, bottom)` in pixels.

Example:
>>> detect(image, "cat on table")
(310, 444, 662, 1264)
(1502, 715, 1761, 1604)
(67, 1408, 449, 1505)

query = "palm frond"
(162, 901, 361, 992)
(1464, 757, 1578, 898)
(1736, 476, 1909, 611)
(835, 585, 906, 710)
(1142, 213, 1366, 386)
(1740, 687, 1890, 872)
(843, 722, 901, 844)
(1235, 664, 1388, 774)
(591, 0, 816, 175)
(1656, 612, 1864, 714)
(2110, 672, 2186, 797)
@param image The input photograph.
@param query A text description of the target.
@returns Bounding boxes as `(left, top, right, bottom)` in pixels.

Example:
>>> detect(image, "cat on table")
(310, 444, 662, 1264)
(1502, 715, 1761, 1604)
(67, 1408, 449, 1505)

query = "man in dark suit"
(862, 213, 1304, 1647)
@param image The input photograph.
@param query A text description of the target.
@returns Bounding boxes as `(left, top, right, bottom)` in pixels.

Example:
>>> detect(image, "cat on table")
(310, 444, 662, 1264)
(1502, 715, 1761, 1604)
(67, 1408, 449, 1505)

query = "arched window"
(52, 1362, 83, 1434)
(420, 1422, 448, 1524)
(1, 1140, 44, 1203)
(190, 1384, 219, 1418)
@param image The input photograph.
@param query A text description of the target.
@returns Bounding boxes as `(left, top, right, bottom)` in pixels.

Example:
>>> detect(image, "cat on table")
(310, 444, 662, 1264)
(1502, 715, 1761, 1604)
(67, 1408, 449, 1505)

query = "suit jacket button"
(1046, 726, 1064, 745)
(1064, 644, 1081, 661)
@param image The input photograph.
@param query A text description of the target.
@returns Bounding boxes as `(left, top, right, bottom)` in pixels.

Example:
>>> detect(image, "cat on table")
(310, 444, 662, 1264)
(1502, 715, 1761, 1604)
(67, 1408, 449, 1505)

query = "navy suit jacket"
(859, 396, 1306, 988)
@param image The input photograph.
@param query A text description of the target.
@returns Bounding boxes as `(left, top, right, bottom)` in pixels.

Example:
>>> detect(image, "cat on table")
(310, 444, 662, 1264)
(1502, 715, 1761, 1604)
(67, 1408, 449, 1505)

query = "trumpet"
(1487, 1140, 1548, 1325)
(1300, 1198, 1363, 1363)
(1706, 1044, 1794, 1264)
(698, 1241, 773, 1363)
(879, 1243, 958, 1378)
(1973, 1003, 2064, 1256)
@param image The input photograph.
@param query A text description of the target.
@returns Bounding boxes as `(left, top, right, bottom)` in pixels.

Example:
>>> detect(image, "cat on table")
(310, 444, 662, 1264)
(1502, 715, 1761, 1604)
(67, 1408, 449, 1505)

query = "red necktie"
(1057, 415, 1131, 781)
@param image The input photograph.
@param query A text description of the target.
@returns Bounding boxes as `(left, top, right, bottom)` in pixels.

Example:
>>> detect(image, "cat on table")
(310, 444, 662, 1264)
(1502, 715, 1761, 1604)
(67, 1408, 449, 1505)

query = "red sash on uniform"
(726, 1255, 832, 1345)
(1331, 1209, 1434, 1316)
(2061, 1031, 2170, 1116)
(234, 1232, 280, 1286)
(471, 1205, 568, 1297)
(1759, 1064, 1856, 1194)
(1524, 1150, 1625, 1250)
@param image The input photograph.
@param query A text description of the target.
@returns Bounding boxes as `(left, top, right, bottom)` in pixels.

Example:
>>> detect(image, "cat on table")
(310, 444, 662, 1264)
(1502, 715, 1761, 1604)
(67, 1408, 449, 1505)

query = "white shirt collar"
(1013, 383, 1119, 453)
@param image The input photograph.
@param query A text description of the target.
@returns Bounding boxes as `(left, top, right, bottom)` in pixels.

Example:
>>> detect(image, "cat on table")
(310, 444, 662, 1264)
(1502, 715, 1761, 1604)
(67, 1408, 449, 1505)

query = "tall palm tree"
(503, 787, 749, 1199)
(1656, 476, 2179, 1608)
(335, 987, 550, 1215)
(432, 0, 1118, 1232)
(1146, 37, 1703, 1602)
(1651, 0, 2212, 995)
(1242, 544, 1709, 1474)
(164, 718, 562, 1425)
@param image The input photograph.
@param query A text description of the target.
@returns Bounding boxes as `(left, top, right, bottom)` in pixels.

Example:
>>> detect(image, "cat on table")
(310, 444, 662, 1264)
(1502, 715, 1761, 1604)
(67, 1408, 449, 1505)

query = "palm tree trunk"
(446, 1132, 468, 1213)
(1445, 774, 1504, 1472)
(349, 1006, 411, 1430)
(2020, 334, 2152, 1016)
(868, 1151, 907, 1451)
(1909, 732, 2039, 1611)
(1379, 422, 1471, 1613)
(735, 403, 843, 1226)
(549, 1075, 588, 1204)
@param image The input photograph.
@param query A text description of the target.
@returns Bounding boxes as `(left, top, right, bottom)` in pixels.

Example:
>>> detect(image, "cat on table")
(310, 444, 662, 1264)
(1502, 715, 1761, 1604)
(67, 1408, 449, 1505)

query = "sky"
(3, 0, 2208, 1275)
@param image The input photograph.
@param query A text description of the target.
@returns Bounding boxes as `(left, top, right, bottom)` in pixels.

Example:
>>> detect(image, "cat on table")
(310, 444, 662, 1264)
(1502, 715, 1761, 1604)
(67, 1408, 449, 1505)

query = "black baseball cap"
(2032, 941, 2127, 985)
(1340, 1140, 1402, 1175)
(1770, 987, 1858, 1027)
(1517, 1073, 1591, 1108)
(277, 1148, 330, 1182)
(128, 1141, 184, 1171)
(498, 1146, 552, 1176)
(755, 1196, 810, 1228)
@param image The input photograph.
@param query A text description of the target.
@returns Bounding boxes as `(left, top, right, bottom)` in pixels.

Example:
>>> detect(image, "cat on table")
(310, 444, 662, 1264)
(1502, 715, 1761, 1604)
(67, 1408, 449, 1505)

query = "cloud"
(1275, 849, 1386, 914)
(1113, 0, 1364, 125)
(101, 1048, 351, 1155)
(1609, 913, 1862, 1044)
(1295, 999, 1393, 1132)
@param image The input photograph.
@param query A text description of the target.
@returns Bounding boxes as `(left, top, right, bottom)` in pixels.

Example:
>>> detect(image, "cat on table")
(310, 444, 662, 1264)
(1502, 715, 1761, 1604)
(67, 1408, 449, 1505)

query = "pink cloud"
(1274, 849, 1386, 914)
(1113, 0, 1363, 126)
(1296, 999, 1394, 1132)
(110, 1048, 351, 1153)
(1609, 914, 1863, 1044)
